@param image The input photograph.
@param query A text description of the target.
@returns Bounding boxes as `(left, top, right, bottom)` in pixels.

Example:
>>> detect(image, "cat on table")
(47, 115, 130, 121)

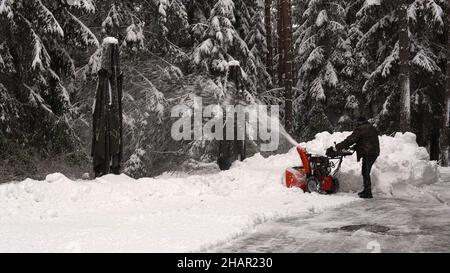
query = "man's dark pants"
(361, 155, 378, 192)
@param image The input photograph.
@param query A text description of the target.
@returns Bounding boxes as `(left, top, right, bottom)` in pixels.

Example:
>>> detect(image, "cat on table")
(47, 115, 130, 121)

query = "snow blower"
(283, 146, 354, 194)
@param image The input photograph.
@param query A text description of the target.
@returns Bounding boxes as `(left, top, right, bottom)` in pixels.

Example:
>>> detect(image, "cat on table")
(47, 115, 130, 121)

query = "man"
(335, 116, 380, 198)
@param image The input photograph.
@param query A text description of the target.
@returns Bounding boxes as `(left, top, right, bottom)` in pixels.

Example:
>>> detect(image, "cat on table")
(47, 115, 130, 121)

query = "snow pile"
(297, 131, 439, 195)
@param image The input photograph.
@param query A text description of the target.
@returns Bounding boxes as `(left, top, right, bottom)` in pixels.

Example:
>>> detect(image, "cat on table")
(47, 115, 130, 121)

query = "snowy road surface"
(208, 169, 450, 253)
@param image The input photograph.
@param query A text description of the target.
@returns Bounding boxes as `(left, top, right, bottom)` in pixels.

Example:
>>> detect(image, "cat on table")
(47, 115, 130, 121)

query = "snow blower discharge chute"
(283, 146, 353, 194)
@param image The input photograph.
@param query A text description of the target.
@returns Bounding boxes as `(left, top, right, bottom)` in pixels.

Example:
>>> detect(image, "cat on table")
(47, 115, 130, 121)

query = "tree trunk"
(431, 128, 440, 161)
(277, 0, 284, 86)
(281, 0, 293, 132)
(398, 0, 411, 132)
(439, 2, 450, 166)
(265, 0, 273, 78)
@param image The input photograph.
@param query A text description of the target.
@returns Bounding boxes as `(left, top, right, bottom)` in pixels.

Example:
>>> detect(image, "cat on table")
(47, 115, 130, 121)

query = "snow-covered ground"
(0, 132, 439, 252)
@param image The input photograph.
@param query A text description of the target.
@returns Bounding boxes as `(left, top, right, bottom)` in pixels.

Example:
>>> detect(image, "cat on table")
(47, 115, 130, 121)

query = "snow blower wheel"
(307, 177, 319, 193)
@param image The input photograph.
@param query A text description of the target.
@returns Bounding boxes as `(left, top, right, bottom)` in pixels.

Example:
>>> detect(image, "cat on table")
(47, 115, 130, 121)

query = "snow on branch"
(300, 46, 325, 74)
(133, 69, 166, 124)
(67, 0, 95, 13)
(357, 0, 381, 17)
(102, 4, 121, 32)
(193, 38, 213, 64)
(35, 0, 64, 37)
(24, 83, 54, 115)
(310, 77, 326, 101)
(158, 0, 168, 22)
(427, 0, 444, 27)
(67, 11, 100, 48)
(298, 34, 318, 56)
(324, 62, 338, 87)
(211, 0, 235, 22)
(329, 21, 345, 32)
(31, 31, 50, 71)
(409, 0, 444, 30)
(412, 49, 441, 73)
(123, 23, 145, 50)
(363, 42, 399, 93)
(0, 0, 13, 18)
(356, 12, 395, 50)
(316, 10, 328, 27)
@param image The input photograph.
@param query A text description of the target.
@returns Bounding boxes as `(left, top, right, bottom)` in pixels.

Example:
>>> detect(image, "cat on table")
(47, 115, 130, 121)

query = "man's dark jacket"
(336, 121, 380, 161)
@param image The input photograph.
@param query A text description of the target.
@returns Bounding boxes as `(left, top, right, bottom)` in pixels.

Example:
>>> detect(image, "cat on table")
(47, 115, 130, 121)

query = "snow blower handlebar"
(325, 146, 354, 159)
(325, 144, 355, 177)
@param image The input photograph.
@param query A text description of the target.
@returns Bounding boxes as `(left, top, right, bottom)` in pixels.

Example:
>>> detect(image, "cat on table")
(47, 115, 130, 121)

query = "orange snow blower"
(284, 146, 353, 194)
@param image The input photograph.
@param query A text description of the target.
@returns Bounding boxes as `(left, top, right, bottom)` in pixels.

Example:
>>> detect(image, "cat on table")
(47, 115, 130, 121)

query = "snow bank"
(0, 131, 437, 252)
(0, 158, 357, 252)
(297, 131, 439, 195)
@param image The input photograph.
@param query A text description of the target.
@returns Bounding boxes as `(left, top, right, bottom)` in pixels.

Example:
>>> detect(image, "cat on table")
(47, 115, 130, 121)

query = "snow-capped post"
(91, 37, 123, 177)
(398, 0, 411, 132)
(440, 3, 450, 166)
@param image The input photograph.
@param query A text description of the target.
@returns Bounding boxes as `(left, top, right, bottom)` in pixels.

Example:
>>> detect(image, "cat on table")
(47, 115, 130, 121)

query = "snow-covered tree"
(0, 0, 98, 152)
(293, 0, 348, 139)
(191, 0, 256, 94)
(356, 0, 446, 156)
(95, 0, 190, 54)
(245, 0, 272, 94)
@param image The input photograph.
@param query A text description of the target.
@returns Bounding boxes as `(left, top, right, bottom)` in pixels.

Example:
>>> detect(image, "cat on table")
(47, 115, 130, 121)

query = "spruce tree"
(0, 0, 98, 152)
(294, 0, 347, 139)
(191, 0, 256, 95)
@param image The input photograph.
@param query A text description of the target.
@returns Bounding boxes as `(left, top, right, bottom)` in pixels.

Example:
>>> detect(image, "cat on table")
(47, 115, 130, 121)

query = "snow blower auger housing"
(284, 146, 353, 194)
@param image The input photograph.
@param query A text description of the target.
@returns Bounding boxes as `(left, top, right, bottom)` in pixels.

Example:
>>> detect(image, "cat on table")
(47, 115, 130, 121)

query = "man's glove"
(326, 146, 338, 157)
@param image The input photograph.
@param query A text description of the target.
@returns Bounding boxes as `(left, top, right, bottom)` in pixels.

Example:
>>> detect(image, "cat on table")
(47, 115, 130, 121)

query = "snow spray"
(278, 124, 299, 147)
(269, 112, 298, 147)
(255, 106, 299, 149)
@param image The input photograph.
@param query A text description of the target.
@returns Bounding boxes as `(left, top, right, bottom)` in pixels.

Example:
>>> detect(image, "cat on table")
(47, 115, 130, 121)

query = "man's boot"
(358, 183, 373, 198)
(359, 180, 373, 198)
(359, 190, 373, 199)
(360, 179, 373, 198)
